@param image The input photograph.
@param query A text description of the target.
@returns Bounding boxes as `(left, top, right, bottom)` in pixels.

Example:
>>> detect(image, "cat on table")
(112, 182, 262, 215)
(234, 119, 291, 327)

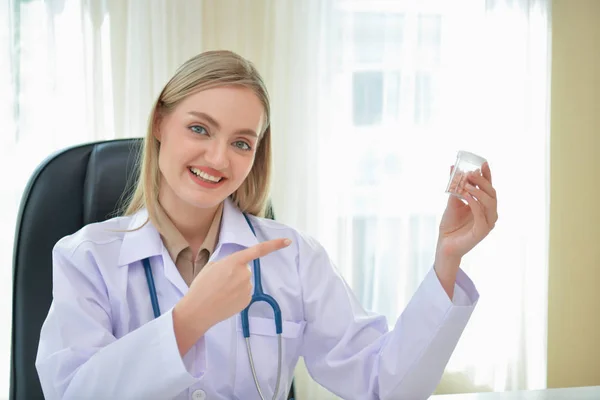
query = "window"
(384, 71, 402, 122)
(352, 71, 383, 126)
(352, 12, 386, 64)
(345, 8, 441, 128)
(414, 71, 433, 124)
(334, 1, 450, 326)
(417, 14, 442, 66)
(353, 145, 381, 186)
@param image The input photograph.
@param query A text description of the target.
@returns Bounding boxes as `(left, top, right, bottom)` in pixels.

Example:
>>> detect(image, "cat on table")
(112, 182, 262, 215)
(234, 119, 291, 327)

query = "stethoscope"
(141, 213, 283, 400)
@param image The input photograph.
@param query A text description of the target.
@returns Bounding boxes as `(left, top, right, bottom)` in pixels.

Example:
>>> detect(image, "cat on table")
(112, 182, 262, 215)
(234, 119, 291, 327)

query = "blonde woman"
(36, 50, 498, 400)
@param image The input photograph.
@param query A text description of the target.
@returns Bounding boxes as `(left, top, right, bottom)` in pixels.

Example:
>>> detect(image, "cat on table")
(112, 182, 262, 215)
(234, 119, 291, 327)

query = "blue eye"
(234, 141, 252, 151)
(190, 125, 208, 135)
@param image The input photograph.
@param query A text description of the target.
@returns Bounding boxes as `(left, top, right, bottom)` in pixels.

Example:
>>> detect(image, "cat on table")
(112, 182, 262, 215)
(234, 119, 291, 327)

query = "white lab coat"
(36, 198, 479, 399)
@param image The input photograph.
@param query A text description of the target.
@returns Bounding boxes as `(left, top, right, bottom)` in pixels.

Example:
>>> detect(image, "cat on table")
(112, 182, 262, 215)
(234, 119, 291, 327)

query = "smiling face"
(155, 86, 266, 211)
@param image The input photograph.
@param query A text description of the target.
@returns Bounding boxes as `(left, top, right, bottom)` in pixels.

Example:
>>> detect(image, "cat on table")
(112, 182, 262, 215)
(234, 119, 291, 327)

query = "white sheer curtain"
(0, 0, 550, 398)
(0, 0, 203, 395)
(274, 0, 551, 398)
(196, 0, 551, 397)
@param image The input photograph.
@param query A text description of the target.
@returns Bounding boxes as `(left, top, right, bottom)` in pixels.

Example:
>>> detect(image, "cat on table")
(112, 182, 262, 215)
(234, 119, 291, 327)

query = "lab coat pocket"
(234, 316, 305, 398)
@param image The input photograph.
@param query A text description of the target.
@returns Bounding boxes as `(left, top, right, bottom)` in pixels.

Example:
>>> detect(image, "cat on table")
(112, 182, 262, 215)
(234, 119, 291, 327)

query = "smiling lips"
(188, 166, 227, 188)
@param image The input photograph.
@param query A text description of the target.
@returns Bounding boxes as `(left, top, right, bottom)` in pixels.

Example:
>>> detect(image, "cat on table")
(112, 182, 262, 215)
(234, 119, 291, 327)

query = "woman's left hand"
(437, 162, 498, 261)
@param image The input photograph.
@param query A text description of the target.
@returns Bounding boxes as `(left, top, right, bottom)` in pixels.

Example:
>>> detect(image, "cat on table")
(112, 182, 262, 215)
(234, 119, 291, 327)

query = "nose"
(203, 138, 229, 170)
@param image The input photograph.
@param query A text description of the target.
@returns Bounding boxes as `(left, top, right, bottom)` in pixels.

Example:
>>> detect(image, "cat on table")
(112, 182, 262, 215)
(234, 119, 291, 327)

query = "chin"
(184, 195, 226, 210)
(180, 187, 233, 210)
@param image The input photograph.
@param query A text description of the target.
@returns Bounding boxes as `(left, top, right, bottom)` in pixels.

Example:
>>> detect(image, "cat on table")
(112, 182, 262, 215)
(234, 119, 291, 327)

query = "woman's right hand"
(172, 238, 292, 355)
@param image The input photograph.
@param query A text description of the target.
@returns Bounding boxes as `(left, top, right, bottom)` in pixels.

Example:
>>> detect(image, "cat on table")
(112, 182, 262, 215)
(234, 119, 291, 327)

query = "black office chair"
(10, 138, 293, 399)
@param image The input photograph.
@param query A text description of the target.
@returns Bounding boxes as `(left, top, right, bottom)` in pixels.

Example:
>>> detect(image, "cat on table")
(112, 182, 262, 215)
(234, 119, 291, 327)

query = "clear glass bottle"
(446, 150, 487, 199)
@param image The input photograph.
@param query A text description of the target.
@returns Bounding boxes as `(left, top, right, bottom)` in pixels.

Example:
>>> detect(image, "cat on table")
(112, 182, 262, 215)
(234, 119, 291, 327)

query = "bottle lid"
(457, 150, 487, 166)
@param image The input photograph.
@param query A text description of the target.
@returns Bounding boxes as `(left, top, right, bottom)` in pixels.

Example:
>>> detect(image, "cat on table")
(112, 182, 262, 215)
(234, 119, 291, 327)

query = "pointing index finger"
(230, 238, 292, 264)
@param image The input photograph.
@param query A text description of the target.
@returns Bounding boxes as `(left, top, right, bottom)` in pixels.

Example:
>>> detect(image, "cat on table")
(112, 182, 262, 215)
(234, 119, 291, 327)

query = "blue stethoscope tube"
(240, 213, 283, 337)
(142, 213, 284, 400)
(142, 258, 161, 318)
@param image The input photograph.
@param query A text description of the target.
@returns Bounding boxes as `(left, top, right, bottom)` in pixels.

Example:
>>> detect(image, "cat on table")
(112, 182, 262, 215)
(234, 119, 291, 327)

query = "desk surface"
(432, 386, 600, 399)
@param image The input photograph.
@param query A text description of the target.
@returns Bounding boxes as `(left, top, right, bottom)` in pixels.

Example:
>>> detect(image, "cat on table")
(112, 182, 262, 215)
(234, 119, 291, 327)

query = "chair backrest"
(10, 138, 142, 399)
(10, 138, 290, 399)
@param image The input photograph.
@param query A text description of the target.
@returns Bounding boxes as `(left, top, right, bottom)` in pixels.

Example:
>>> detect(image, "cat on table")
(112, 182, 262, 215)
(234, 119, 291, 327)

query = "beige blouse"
(153, 202, 224, 287)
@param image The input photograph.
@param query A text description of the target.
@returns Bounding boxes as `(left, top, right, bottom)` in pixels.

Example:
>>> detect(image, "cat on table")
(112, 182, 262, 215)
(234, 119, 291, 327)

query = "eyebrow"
(187, 111, 258, 138)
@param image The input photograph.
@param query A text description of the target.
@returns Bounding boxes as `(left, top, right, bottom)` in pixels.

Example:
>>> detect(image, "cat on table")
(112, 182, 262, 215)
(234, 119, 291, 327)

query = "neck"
(157, 183, 220, 252)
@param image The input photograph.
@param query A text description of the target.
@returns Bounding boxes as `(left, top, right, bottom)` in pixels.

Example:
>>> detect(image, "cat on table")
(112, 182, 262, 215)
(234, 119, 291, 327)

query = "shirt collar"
(118, 197, 259, 267)
(202, 202, 223, 253)
(154, 201, 224, 263)
(153, 202, 188, 263)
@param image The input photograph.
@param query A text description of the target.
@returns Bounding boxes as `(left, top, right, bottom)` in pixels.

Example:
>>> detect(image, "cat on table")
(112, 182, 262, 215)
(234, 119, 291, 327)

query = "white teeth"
(189, 167, 222, 183)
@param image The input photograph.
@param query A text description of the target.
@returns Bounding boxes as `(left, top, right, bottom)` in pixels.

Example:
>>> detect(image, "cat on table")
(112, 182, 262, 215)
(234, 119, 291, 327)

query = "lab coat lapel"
(161, 246, 189, 296)
(119, 209, 188, 296)
(118, 209, 163, 266)
(217, 198, 259, 251)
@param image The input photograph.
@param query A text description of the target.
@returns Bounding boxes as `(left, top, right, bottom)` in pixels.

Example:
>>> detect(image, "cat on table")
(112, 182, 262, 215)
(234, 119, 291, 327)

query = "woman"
(36, 50, 498, 400)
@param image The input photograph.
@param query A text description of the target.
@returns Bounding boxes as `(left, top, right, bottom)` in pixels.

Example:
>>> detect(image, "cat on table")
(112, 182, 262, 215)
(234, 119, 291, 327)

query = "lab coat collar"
(117, 209, 163, 267)
(117, 197, 259, 267)
(218, 197, 259, 250)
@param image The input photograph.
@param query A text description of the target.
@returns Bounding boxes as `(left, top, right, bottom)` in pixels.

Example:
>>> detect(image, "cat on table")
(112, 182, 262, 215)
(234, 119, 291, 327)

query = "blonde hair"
(122, 50, 272, 224)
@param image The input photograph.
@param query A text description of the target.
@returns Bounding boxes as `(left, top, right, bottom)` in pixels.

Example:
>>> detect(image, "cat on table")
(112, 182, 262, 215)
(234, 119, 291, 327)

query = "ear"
(153, 113, 163, 142)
